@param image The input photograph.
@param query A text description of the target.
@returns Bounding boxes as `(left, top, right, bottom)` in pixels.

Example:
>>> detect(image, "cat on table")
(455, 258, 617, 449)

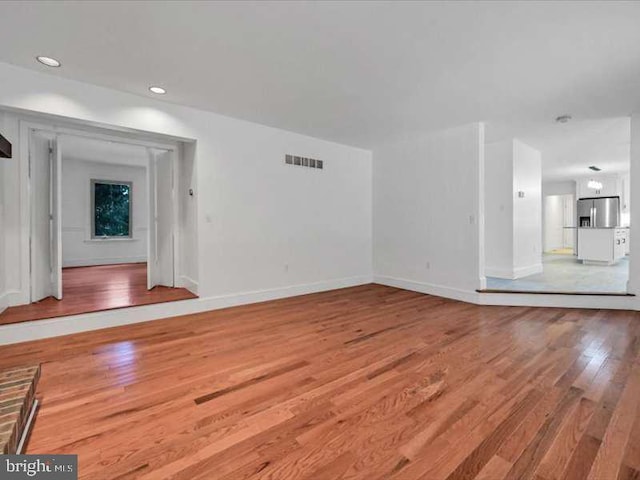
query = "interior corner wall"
(484, 141, 514, 278)
(0, 62, 373, 310)
(0, 113, 23, 307)
(61, 158, 148, 267)
(628, 113, 640, 295)
(512, 139, 542, 277)
(373, 123, 484, 302)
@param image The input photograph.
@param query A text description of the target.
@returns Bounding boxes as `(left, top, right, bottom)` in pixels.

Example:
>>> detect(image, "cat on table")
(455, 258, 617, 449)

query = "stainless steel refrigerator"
(577, 196, 620, 228)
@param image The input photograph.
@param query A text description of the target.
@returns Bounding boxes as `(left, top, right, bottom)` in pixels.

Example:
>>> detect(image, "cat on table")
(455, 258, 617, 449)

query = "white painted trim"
(373, 276, 638, 311)
(19, 117, 188, 305)
(178, 275, 199, 295)
(484, 263, 543, 280)
(3, 289, 25, 308)
(62, 257, 147, 268)
(484, 267, 515, 279)
(373, 275, 478, 304)
(513, 263, 543, 279)
(16, 399, 38, 455)
(0, 275, 372, 345)
(0, 291, 8, 314)
(477, 291, 637, 310)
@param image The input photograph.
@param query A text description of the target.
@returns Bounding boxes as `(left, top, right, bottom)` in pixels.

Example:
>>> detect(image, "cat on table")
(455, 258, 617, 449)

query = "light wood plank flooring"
(0, 284, 638, 479)
(0, 263, 197, 326)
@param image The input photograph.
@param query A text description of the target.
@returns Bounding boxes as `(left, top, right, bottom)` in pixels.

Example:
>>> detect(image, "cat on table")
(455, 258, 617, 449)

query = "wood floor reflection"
(0, 263, 197, 325)
(0, 285, 638, 479)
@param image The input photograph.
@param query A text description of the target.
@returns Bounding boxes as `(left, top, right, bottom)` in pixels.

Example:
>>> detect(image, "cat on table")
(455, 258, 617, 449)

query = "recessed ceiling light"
(149, 86, 166, 95)
(555, 114, 572, 123)
(36, 56, 61, 67)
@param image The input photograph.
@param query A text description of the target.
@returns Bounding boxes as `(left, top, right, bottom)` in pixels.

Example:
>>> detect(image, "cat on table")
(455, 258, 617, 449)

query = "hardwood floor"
(0, 263, 197, 326)
(0, 284, 639, 479)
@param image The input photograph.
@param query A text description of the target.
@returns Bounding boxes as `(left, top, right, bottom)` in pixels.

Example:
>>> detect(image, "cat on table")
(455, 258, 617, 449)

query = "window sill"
(84, 238, 139, 243)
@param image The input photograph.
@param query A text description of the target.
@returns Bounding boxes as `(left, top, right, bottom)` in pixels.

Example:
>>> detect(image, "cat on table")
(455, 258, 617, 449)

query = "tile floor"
(486, 253, 629, 293)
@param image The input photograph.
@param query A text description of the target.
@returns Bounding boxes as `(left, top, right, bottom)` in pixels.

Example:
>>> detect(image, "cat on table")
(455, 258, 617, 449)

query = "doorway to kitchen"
(483, 116, 630, 295)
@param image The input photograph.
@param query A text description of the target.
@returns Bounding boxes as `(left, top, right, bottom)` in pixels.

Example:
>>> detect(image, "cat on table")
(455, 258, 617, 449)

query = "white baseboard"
(0, 274, 372, 345)
(513, 263, 543, 279)
(0, 291, 8, 315)
(373, 275, 479, 304)
(177, 275, 199, 295)
(477, 291, 637, 310)
(3, 272, 637, 345)
(62, 256, 147, 268)
(484, 263, 543, 280)
(373, 275, 639, 311)
(484, 267, 514, 279)
(3, 289, 26, 308)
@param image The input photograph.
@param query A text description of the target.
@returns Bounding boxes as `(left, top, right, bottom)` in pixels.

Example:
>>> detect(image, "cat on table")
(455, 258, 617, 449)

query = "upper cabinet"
(576, 175, 620, 199)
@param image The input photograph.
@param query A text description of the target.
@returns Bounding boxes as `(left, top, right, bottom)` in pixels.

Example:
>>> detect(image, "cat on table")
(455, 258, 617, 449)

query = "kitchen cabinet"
(622, 228, 630, 255)
(576, 176, 619, 199)
(577, 227, 626, 265)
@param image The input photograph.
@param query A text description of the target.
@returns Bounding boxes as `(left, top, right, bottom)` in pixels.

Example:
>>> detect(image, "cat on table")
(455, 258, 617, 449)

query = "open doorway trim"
(20, 119, 184, 305)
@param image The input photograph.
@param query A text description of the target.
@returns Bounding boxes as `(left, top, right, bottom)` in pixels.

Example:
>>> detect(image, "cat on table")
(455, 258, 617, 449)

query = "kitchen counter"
(577, 227, 627, 265)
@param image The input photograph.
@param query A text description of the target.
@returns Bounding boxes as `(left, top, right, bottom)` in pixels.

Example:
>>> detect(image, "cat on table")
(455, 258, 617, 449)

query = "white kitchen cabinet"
(577, 228, 627, 265)
(622, 228, 630, 255)
(576, 176, 619, 199)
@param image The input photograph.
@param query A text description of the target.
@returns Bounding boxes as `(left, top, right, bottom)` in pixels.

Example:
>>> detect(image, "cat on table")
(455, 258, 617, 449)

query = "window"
(91, 180, 132, 238)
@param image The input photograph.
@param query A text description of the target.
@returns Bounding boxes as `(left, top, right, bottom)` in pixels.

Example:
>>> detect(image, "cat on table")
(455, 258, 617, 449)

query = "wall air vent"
(285, 154, 323, 170)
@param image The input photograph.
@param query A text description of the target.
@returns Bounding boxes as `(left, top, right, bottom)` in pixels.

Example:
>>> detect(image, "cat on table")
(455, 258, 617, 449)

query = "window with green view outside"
(92, 180, 132, 238)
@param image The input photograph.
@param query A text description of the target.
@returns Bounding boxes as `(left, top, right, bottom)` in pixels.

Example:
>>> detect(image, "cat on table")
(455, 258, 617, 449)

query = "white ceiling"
(62, 135, 148, 168)
(488, 117, 631, 181)
(0, 1, 639, 153)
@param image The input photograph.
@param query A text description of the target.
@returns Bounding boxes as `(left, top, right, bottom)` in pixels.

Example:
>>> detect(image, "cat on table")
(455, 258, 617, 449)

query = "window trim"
(90, 179, 133, 239)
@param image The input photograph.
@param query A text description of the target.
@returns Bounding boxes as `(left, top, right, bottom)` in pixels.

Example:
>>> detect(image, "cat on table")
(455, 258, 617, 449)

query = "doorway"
(0, 125, 197, 326)
(544, 194, 575, 254)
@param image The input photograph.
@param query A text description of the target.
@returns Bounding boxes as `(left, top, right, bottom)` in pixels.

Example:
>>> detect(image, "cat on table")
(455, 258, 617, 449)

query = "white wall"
(542, 180, 576, 197)
(0, 62, 373, 309)
(61, 158, 148, 267)
(177, 142, 198, 292)
(513, 139, 542, 275)
(484, 141, 514, 278)
(484, 139, 542, 279)
(0, 111, 21, 311)
(373, 123, 485, 302)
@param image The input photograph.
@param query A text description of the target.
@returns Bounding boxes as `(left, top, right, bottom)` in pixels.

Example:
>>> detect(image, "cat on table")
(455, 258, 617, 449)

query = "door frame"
(21, 119, 181, 304)
(28, 127, 55, 302)
(147, 147, 178, 290)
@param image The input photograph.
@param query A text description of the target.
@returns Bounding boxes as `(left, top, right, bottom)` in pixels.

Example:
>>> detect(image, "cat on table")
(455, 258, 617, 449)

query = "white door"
(30, 131, 53, 302)
(147, 149, 174, 289)
(51, 135, 63, 299)
(30, 130, 63, 301)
